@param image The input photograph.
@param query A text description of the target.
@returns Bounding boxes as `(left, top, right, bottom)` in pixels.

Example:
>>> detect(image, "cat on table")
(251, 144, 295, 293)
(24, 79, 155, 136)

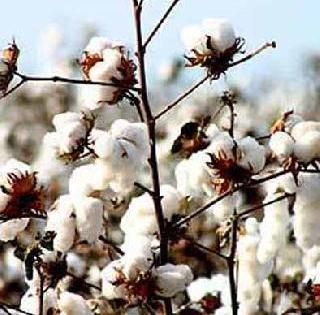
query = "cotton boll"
(58, 292, 92, 315)
(46, 195, 76, 253)
(175, 151, 213, 198)
(291, 121, 320, 140)
(93, 131, 115, 160)
(154, 263, 193, 298)
(160, 185, 183, 219)
(207, 132, 235, 160)
(101, 260, 127, 300)
(187, 278, 214, 301)
(20, 288, 57, 315)
(263, 172, 297, 195)
(121, 234, 153, 260)
(52, 112, 82, 130)
(211, 192, 239, 223)
(66, 253, 87, 278)
(84, 36, 112, 55)
(237, 136, 266, 173)
(257, 193, 290, 264)
(206, 123, 221, 140)
(293, 131, 320, 163)
(0, 219, 29, 242)
(74, 197, 104, 243)
(181, 25, 208, 55)
(80, 85, 117, 110)
(121, 254, 152, 281)
(110, 119, 149, 156)
(202, 18, 236, 53)
(269, 131, 294, 159)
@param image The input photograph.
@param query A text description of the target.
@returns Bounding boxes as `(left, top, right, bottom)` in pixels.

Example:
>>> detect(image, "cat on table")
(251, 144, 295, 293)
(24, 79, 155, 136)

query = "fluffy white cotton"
(66, 253, 87, 277)
(74, 197, 104, 243)
(44, 112, 89, 157)
(46, 195, 76, 253)
(0, 218, 29, 242)
(291, 121, 320, 140)
(20, 288, 57, 315)
(257, 192, 290, 264)
(269, 132, 294, 159)
(202, 18, 236, 53)
(293, 131, 320, 163)
(84, 36, 112, 55)
(121, 185, 183, 236)
(182, 18, 236, 55)
(154, 263, 193, 297)
(58, 292, 92, 315)
(237, 136, 266, 173)
(175, 151, 213, 198)
(293, 174, 320, 250)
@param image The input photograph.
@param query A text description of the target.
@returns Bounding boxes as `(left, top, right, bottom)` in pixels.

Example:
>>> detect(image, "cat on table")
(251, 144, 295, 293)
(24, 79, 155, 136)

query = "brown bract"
(270, 110, 294, 134)
(79, 52, 103, 80)
(0, 171, 46, 219)
(185, 37, 245, 79)
(0, 40, 20, 94)
(207, 149, 252, 194)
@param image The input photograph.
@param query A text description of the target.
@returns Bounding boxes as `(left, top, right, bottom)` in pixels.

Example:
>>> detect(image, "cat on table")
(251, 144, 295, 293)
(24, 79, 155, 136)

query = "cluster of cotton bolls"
(175, 123, 265, 222)
(44, 113, 149, 252)
(269, 113, 320, 164)
(79, 36, 137, 110)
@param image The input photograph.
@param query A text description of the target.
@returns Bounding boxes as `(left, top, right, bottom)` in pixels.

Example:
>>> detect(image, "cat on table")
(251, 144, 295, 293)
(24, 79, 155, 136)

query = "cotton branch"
(132, 1, 172, 313)
(0, 71, 141, 100)
(155, 41, 276, 120)
(143, 0, 182, 50)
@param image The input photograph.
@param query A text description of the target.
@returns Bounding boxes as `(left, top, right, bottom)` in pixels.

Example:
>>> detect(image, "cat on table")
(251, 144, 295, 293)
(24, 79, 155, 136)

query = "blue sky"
(1, 0, 319, 84)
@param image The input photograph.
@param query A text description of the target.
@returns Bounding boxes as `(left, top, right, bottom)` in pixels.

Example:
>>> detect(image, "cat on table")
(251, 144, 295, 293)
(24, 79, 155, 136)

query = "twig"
(172, 169, 291, 229)
(255, 134, 271, 141)
(38, 268, 44, 315)
(154, 74, 210, 120)
(155, 41, 276, 121)
(0, 72, 141, 101)
(229, 41, 276, 68)
(99, 235, 124, 256)
(66, 272, 102, 291)
(180, 234, 228, 260)
(0, 302, 33, 315)
(228, 212, 239, 315)
(143, 0, 182, 49)
(134, 181, 156, 196)
(237, 192, 295, 219)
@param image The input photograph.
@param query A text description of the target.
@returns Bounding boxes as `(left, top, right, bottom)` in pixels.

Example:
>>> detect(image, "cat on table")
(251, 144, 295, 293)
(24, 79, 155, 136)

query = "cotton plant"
(1, 3, 320, 315)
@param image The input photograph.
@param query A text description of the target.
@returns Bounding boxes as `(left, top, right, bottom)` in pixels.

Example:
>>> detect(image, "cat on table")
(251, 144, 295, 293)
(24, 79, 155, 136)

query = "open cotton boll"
(302, 246, 320, 282)
(84, 36, 112, 55)
(211, 192, 239, 223)
(93, 131, 115, 160)
(202, 18, 236, 53)
(121, 254, 152, 281)
(46, 195, 76, 253)
(257, 193, 290, 264)
(80, 85, 117, 110)
(0, 218, 29, 242)
(291, 121, 320, 140)
(154, 263, 193, 298)
(58, 292, 92, 315)
(282, 113, 303, 133)
(52, 112, 82, 130)
(187, 278, 214, 301)
(237, 136, 266, 173)
(101, 260, 127, 300)
(293, 131, 320, 163)
(110, 119, 149, 156)
(206, 132, 235, 160)
(74, 197, 104, 243)
(66, 253, 87, 278)
(269, 132, 294, 159)
(181, 25, 208, 55)
(20, 288, 57, 315)
(121, 234, 154, 260)
(160, 185, 183, 219)
(263, 172, 297, 195)
(175, 151, 213, 198)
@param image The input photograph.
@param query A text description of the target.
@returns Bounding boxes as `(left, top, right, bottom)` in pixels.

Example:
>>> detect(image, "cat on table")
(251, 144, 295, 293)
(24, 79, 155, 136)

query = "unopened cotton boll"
(58, 292, 92, 315)
(293, 131, 320, 163)
(154, 263, 193, 298)
(46, 195, 76, 253)
(202, 18, 236, 53)
(0, 218, 29, 242)
(74, 197, 104, 243)
(269, 132, 294, 159)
